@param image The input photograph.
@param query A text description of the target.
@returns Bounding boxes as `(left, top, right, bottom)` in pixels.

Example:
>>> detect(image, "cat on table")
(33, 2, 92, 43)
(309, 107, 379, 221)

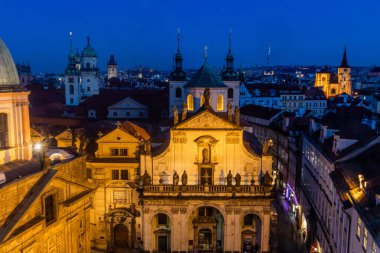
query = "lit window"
(187, 94, 194, 111)
(357, 218, 362, 238)
(217, 95, 224, 111)
(200, 95, 205, 107)
(363, 228, 368, 250)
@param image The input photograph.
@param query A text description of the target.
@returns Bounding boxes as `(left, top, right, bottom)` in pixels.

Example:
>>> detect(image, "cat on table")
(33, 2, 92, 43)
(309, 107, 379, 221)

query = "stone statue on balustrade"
(173, 171, 179, 186)
(263, 171, 273, 186)
(181, 170, 188, 186)
(142, 170, 151, 186)
(226, 170, 233, 186)
(235, 173, 241, 186)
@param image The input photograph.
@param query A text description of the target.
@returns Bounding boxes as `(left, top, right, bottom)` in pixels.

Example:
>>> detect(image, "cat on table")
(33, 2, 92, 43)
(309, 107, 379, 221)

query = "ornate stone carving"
(226, 170, 233, 186)
(172, 208, 179, 214)
(180, 208, 187, 214)
(143, 208, 150, 214)
(181, 170, 188, 186)
(177, 111, 235, 129)
(225, 208, 233, 215)
(172, 130, 187, 143)
(225, 131, 240, 144)
(173, 106, 178, 125)
(173, 171, 179, 186)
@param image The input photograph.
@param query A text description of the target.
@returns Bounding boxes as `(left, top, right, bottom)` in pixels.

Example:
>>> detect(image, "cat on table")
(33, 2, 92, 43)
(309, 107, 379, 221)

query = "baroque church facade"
(314, 47, 352, 98)
(65, 33, 100, 106)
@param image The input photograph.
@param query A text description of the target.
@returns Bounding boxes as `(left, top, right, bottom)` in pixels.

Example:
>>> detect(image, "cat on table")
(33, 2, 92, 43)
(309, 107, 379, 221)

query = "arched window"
(0, 113, 8, 149)
(69, 84, 74, 95)
(187, 94, 194, 111)
(175, 87, 182, 98)
(228, 88, 233, 99)
(86, 62, 90, 68)
(217, 95, 224, 111)
(200, 95, 205, 107)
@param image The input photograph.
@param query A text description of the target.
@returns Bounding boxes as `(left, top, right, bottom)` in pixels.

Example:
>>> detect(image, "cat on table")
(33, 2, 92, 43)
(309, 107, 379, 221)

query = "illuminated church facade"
(314, 47, 352, 98)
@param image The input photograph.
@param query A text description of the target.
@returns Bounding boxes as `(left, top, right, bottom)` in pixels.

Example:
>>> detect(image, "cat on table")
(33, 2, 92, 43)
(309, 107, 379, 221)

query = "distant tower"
(170, 28, 186, 81)
(267, 46, 272, 67)
(264, 46, 274, 77)
(169, 28, 188, 117)
(16, 63, 33, 86)
(337, 46, 352, 95)
(80, 35, 99, 97)
(65, 32, 81, 106)
(107, 54, 118, 79)
(222, 30, 238, 81)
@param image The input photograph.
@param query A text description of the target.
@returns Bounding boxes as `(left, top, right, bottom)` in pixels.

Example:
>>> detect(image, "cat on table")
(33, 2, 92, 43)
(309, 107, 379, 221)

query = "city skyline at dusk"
(2, 0, 380, 72)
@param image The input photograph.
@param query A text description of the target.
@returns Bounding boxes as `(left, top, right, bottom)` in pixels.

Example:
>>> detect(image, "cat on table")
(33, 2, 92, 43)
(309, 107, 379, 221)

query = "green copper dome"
(81, 36, 97, 57)
(184, 62, 227, 88)
(0, 38, 20, 86)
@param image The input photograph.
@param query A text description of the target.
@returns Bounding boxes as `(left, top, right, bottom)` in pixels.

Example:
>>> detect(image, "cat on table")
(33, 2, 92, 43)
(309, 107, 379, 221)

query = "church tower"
(64, 32, 82, 106)
(81, 35, 99, 97)
(0, 37, 31, 161)
(169, 29, 187, 117)
(221, 31, 240, 108)
(337, 46, 352, 95)
(107, 54, 118, 80)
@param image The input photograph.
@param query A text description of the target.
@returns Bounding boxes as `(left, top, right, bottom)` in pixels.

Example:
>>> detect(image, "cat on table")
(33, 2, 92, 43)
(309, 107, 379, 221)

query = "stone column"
(261, 214, 271, 253)
(224, 208, 234, 252)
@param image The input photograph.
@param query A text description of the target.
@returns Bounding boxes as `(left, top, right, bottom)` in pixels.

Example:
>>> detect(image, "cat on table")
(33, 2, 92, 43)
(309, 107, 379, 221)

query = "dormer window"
(44, 194, 56, 225)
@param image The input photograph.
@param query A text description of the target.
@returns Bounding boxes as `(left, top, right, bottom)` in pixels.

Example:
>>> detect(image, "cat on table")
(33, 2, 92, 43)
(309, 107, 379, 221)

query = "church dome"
(0, 38, 20, 86)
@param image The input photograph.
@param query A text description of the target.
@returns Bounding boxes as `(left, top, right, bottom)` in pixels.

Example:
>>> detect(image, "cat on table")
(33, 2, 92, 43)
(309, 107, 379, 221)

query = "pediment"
(174, 111, 239, 130)
(108, 97, 147, 109)
(97, 128, 139, 143)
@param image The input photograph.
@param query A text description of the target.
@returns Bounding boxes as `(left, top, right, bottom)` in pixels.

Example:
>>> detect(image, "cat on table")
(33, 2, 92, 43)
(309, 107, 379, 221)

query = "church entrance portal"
(114, 224, 129, 248)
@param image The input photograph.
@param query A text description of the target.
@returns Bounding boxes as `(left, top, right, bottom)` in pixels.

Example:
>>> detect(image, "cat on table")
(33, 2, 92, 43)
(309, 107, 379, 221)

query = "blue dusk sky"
(1, 0, 380, 73)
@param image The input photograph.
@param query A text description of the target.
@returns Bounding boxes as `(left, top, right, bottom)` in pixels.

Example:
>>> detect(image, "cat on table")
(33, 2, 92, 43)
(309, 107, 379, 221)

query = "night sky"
(1, 0, 380, 73)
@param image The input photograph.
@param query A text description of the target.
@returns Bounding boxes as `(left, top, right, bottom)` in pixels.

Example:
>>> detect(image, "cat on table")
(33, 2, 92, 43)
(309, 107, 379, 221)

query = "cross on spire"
(177, 27, 181, 52)
(228, 29, 232, 52)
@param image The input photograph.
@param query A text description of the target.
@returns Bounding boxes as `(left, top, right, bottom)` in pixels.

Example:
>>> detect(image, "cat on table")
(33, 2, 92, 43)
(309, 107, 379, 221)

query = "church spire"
(222, 30, 238, 81)
(170, 28, 186, 81)
(340, 46, 349, 68)
(68, 32, 75, 58)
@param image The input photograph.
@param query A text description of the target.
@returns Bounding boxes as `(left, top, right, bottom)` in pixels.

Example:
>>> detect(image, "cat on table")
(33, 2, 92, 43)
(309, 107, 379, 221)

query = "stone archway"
(151, 213, 171, 253)
(241, 213, 262, 253)
(188, 206, 224, 253)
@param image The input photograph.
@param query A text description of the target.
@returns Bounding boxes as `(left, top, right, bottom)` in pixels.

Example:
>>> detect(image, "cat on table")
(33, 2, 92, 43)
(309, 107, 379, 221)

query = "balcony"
(140, 184, 273, 198)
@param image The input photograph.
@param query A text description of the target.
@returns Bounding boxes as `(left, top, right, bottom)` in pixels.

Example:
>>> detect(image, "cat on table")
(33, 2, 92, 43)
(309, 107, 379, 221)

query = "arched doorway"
(188, 206, 224, 253)
(152, 213, 171, 253)
(114, 224, 129, 248)
(241, 214, 262, 253)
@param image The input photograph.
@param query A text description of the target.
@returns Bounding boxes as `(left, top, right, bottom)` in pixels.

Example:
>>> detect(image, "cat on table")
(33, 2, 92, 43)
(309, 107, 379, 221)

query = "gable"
(55, 129, 72, 140)
(108, 97, 147, 110)
(174, 111, 239, 130)
(97, 128, 139, 143)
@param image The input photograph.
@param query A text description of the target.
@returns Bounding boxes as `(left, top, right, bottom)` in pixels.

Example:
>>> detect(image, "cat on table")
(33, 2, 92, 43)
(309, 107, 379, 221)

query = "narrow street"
(271, 194, 305, 253)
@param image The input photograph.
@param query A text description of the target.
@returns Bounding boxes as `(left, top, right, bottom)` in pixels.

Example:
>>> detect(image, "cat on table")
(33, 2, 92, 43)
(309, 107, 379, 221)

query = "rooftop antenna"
(267, 46, 272, 67)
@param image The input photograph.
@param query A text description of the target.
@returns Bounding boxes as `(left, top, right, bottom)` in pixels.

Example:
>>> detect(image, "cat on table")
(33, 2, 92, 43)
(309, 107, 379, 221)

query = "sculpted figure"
(226, 170, 233, 186)
(202, 148, 210, 163)
(173, 106, 179, 125)
(173, 171, 179, 186)
(263, 171, 273, 186)
(142, 170, 151, 185)
(234, 106, 240, 125)
(182, 103, 187, 121)
(235, 172, 241, 186)
(204, 88, 210, 106)
(181, 170, 188, 186)
(227, 102, 233, 121)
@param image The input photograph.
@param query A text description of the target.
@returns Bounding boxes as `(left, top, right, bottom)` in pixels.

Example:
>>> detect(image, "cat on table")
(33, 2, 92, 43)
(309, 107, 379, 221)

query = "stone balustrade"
(141, 184, 273, 197)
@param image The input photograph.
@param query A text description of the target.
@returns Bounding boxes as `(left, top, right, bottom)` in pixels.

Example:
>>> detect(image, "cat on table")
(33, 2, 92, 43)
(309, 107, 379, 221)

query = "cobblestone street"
(271, 194, 305, 253)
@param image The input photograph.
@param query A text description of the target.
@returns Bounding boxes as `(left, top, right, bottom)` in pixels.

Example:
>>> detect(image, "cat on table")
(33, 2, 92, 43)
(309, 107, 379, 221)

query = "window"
(113, 111, 117, 117)
(244, 214, 254, 226)
(112, 170, 119, 180)
(68, 77, 74, 83)
(139, 112, 144, 117)
(228, 88, 233, 99)
(45, 195, 56, 225)
(0, 113, 8, 149)
(87, 87, 90, 92)
(187, 94, 194, 111)
(198, 207, 213, 217)
(70, 98, 74, 104)
(121, 170, 129, 180)
(86, 168, 92, 178)
(357, 217, 362, 238)
(217, 95, 224, 111)
(363, 228, 368, 250)
(120, 149, 128, 156)
(157, 213, 168, 225)
(126, 112, 130, 117)
(331, 88, 336, 95)
(175, 87, 182, 98)
(200, 95, 205, 107)
(110, 148, 119, 156)
(69, 84, 74, 95)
